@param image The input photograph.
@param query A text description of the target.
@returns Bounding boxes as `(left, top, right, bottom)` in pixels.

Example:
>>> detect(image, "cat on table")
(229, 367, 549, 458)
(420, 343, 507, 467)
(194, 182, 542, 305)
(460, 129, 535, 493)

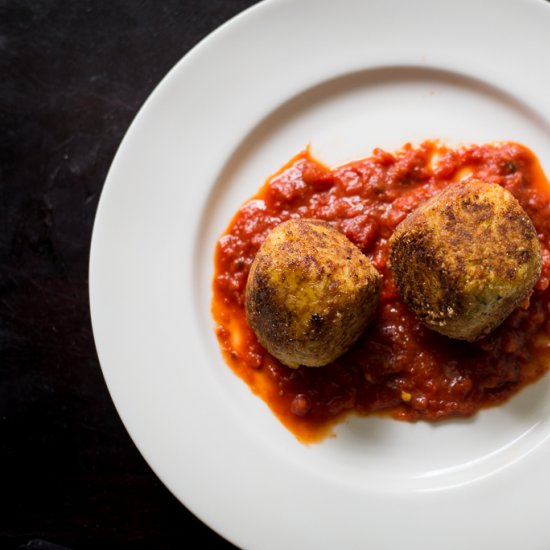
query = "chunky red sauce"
(212, 141, 550, 443)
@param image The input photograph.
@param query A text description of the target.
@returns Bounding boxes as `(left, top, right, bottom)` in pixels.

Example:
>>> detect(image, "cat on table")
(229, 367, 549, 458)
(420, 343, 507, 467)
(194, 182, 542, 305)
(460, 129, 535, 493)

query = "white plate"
(89, 0, 550, 548)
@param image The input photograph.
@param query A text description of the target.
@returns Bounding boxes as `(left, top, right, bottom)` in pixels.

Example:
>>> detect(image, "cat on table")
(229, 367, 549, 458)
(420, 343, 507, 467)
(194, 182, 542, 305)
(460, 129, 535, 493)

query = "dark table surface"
(1, 2, 262, 548)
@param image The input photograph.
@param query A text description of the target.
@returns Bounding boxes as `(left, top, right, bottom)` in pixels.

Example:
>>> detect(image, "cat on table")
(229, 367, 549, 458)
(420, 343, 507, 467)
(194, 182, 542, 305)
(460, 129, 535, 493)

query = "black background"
(1, 1, 261, 548)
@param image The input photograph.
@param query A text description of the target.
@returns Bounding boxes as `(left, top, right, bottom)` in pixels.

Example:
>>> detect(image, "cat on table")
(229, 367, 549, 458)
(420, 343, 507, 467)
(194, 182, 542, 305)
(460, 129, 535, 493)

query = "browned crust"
(245, 218, 381, 367)
(389, 179, 542, 341)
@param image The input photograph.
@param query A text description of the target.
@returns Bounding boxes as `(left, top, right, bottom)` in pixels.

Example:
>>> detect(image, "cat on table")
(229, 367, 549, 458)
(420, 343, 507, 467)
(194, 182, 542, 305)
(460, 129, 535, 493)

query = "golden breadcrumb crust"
(246, 218, 381, 367)
(389, 179, 542, 341)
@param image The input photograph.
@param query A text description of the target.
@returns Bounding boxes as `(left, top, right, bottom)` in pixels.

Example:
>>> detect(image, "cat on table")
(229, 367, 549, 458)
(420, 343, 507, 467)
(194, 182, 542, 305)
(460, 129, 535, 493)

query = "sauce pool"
(212, 140, 550, 443)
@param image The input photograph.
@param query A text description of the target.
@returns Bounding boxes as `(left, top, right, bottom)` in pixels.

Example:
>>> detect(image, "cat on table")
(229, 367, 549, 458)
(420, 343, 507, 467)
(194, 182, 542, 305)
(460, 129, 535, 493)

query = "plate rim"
(89, 0, 550, 548)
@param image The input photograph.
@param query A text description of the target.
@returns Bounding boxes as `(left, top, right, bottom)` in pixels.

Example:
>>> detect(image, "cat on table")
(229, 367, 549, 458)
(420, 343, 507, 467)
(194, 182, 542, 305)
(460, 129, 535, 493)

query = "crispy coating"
(389, 179, 542, 341)
(245, 218, 381, 368)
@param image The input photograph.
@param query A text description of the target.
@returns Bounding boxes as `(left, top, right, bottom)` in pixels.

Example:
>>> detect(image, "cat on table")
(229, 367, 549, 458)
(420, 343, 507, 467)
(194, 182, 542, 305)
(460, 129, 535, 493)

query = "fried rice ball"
(389, 179, 542, 341)
(245, 218, 381, 367)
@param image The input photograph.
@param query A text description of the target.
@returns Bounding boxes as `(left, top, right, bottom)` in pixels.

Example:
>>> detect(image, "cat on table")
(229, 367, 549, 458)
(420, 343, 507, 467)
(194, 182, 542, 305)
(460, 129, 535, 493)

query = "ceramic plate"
(90, 0, 550, 548)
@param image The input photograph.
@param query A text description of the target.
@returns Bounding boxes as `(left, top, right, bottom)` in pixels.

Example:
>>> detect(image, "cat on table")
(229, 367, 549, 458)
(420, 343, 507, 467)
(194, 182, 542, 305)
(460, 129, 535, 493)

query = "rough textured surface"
(1, 1, 261, 548)
(389, 179, 542, 341)
(246, 219, 381, 367)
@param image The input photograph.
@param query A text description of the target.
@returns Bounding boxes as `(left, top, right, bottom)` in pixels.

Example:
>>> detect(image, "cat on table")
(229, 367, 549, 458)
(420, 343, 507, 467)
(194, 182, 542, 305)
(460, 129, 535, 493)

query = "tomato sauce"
(212, 141, 550, 443)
